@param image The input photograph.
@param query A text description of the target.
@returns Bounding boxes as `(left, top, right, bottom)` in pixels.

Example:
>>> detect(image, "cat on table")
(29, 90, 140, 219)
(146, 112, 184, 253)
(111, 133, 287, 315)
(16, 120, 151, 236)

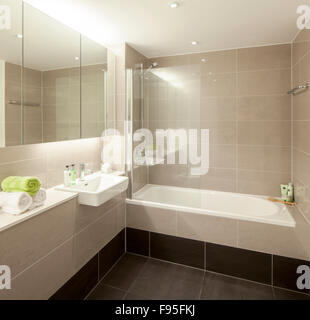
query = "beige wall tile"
(0, 238, 75, 300)
(200, 168, 236, 192)
(149, 164, 188, 187)
(73, 203, 125, 269)
(294, 178, 310, 224)
(238, 121, 291, 147)
(201, 121, 236, 145)
(237, 69, 291, 96)
(75, 196, 125, 233)
(237, 95, 291, 121)
(201, 73, 236, 97)
(177, 211, 237, 246)
(189, 49, 237, 74)
(293, 39, 310, 67)
(293, 90, 310, 120)
(293, 148, 310, 188)
(238, 146, 291, 173)
(200, 97, 236, 121)
(237, 170, 291, 197)
(0, 199, 75, 277)
(293, 51, 310, 84)
(24, 67, 42, 88)
(0, 157, 47, 188)
(214, 145, 236, 169)
(238, 44, 291, 71)
(5, 63, 21, 86)
(127, 203, 177, 236)
(293, 121, 310, 154)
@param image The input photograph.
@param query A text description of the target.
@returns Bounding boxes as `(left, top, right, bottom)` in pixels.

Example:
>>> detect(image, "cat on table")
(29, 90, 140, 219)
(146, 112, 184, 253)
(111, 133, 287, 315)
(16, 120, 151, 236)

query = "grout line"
(198, 272, 207, 300)
(124, 254, 150, 297)
(272, 284, 310, 297)
(204, 242, 207, 271)
(11, 234, 74, 281)
(235, 49, 239, 193)
(148, 231, 151, 257)
(205, 269, 272, 288)
(291, 42, 294, 184)
(271, 255, 274, 286)
(292, 46, 310, 69)
(97, 252, 100, 283)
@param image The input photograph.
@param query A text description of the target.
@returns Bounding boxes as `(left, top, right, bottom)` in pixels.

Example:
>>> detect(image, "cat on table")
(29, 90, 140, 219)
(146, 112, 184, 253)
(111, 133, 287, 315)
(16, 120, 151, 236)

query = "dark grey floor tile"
(201, 272, 274, 300)
(87, 283, 126, 300)
(130, 258, 204, 300)
(103, 253, 147, 291)
(273, 288, 310, 300)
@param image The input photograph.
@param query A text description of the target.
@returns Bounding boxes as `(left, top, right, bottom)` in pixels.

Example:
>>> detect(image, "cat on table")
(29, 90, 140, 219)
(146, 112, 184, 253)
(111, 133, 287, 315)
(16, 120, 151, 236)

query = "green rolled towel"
(1, 176, 41, 197)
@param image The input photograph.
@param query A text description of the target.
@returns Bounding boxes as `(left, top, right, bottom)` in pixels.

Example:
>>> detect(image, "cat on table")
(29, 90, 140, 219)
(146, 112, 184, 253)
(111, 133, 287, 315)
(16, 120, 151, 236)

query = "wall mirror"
(0, 0, 111, 147)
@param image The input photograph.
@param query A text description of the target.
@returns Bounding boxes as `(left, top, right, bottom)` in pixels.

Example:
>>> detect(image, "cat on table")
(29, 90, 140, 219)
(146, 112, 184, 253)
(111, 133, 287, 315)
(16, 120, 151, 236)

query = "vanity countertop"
(0, 189, 78, 233)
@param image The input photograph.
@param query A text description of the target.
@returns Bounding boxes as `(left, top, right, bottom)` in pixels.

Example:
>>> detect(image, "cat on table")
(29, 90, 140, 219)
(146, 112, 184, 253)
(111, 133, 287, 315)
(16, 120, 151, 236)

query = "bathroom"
(0, 0, 309, 304)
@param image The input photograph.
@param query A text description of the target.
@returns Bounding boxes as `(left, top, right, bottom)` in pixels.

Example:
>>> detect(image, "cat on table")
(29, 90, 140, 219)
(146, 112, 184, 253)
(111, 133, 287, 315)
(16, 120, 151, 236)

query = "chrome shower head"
(145, 62, 158, 74)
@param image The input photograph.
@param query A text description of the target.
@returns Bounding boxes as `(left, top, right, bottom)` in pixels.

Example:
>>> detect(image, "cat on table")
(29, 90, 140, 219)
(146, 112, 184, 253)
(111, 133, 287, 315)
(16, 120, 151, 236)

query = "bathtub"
(127, 184, 296, 228)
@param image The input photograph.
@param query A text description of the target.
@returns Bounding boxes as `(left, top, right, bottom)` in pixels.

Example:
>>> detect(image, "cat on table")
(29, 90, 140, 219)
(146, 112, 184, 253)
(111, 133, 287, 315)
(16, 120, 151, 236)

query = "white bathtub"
(127, 184, 296, 228)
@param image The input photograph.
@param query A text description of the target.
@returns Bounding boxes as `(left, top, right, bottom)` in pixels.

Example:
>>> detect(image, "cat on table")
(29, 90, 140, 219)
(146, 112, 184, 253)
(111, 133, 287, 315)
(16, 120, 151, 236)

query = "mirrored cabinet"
(0, 0, 111, 147)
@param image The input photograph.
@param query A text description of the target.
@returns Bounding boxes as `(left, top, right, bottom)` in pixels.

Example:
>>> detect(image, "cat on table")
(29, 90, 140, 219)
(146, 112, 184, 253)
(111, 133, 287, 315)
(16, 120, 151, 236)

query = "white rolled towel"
(29, 188, 46, 210)
(0, 192, 33, 215)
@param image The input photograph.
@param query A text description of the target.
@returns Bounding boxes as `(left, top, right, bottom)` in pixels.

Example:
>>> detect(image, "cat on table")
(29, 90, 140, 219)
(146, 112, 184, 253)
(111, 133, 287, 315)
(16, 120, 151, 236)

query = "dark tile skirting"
(126, 227, 310, 295)
(50, 229, 125, 300)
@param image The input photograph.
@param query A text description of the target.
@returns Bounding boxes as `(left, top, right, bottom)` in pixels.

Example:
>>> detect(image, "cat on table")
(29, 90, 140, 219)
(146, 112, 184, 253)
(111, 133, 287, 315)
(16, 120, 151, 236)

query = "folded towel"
(29, 188, 46, 210)
(1, 176, 41, 197)
(0, 192, 33, 215)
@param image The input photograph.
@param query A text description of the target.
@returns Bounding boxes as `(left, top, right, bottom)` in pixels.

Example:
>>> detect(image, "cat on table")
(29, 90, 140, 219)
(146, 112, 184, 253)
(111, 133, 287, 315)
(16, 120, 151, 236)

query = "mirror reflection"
(0, 0, 109, 147)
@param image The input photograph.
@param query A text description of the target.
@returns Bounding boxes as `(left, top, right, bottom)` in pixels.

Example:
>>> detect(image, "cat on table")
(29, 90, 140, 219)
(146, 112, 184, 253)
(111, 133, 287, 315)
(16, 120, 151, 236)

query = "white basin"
(56, 173, 128, 207)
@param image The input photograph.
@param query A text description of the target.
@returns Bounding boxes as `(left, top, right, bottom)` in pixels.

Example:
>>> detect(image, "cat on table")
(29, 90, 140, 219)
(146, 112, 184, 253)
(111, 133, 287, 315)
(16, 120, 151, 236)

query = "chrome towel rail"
(8, 100, 41, 107)
(287, 83, 310, 95)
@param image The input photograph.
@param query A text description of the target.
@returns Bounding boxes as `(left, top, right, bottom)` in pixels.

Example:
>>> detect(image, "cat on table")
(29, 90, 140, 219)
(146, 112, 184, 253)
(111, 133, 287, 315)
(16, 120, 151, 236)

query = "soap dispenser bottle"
(287, 182, 294, 203)
(70, 164, 77, 186)
(64, 165, 71, 187)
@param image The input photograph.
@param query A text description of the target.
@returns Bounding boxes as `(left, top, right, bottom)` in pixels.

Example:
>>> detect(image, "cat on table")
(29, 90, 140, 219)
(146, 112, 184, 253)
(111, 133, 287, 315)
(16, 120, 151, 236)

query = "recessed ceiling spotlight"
(169, 2, 179, 9)
(201, 58, 207, 62)
(16, 34, 23, 39)
(191, 41, 198, 46)
(75, 57, 80, 61)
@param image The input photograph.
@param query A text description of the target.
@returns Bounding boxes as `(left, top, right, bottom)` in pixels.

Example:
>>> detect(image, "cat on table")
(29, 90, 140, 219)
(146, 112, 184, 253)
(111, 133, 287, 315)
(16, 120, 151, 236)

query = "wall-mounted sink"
(56, 173, 128, 207)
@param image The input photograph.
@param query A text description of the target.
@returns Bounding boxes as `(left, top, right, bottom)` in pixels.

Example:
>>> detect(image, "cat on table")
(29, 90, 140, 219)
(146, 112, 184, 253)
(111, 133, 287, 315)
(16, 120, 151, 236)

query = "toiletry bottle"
(64, 165, 70, 187)
(70, 164, 77, 186)
(287, 183, 294, 203)
(280, 184, 288, 202)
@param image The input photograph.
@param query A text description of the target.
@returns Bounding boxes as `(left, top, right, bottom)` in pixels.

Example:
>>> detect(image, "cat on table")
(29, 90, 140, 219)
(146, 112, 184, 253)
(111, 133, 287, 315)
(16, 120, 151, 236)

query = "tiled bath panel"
(127, 203, 310, 261)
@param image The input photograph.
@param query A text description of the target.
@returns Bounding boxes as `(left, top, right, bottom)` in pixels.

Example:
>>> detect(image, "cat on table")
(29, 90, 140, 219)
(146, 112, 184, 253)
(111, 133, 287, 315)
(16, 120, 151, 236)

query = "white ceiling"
(25, 0, 308, 58)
